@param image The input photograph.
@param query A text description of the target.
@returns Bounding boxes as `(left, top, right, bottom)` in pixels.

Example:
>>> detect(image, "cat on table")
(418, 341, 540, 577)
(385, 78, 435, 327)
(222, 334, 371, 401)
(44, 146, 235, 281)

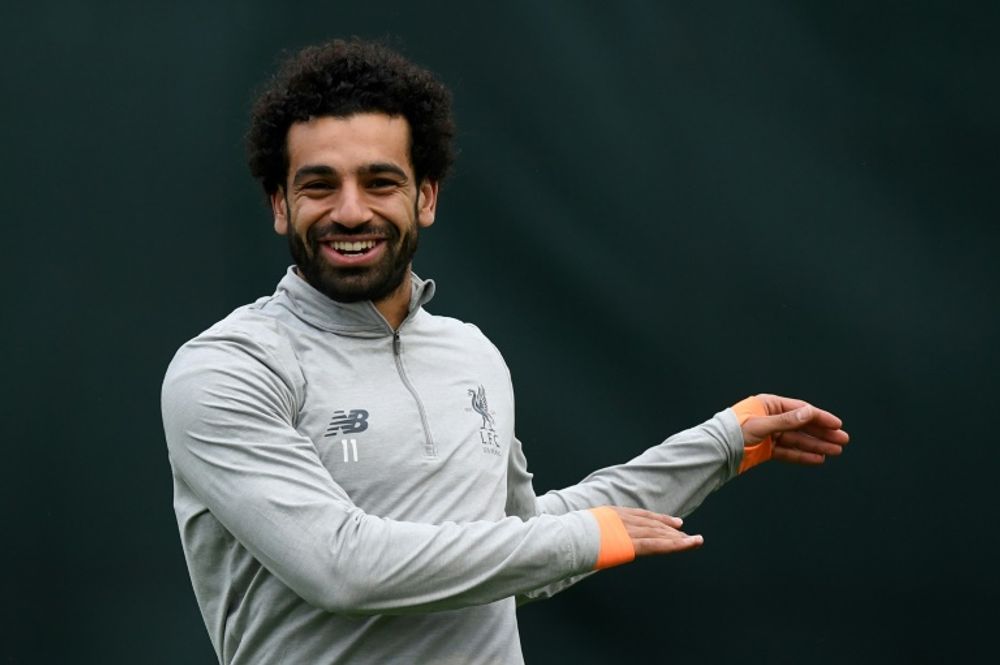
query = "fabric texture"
(161, 267, 746, 664)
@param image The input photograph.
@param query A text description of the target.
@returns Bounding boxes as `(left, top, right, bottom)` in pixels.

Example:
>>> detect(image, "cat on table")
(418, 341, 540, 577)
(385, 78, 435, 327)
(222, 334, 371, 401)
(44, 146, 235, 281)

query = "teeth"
(330, 240, 376, 252)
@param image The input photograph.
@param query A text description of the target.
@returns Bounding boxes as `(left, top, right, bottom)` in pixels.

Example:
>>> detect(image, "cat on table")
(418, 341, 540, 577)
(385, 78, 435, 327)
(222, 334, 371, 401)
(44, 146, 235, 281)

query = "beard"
(288, 218, 419, 304)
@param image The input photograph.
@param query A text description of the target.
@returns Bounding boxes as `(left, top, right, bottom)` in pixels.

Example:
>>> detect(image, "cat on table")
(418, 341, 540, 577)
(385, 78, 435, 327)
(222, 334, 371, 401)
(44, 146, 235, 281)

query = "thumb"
(744, 405, 813, 443)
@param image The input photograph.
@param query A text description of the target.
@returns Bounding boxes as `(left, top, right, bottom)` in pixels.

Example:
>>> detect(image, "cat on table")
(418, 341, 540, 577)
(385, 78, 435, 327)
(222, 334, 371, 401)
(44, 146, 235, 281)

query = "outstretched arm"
(507, 405, 747, 524)
(508, 394, 848, 602)
(509, 394, 849, 519)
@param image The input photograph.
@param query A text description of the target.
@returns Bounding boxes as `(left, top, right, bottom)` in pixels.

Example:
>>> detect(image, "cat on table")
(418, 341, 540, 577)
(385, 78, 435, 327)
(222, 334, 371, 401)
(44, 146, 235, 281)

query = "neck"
(373, 271, 413, 330)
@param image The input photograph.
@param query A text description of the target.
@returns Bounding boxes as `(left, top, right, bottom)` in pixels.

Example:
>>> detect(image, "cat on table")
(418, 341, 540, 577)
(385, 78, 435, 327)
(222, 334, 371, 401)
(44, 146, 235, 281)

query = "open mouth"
(320, 238, 387, 266)
(330, 240, 378, 256)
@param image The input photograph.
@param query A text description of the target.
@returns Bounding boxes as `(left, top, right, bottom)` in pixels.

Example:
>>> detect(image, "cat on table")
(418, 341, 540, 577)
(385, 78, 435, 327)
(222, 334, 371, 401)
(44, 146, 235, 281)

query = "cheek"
(371, 199, 418, 231)
(289, 205, 322, 241)
(295, 221, 313, 243)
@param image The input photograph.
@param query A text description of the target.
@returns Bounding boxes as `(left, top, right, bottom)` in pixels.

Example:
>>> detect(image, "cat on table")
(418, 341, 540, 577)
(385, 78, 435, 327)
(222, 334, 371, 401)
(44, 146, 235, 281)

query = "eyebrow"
(359, 162, 408, 180)
(291, 162, 409, 186)
(292, 164, 335, 185)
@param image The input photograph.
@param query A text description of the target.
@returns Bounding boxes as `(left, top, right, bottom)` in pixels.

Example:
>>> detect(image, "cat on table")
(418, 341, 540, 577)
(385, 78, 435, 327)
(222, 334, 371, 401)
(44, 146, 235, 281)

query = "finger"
(627, 527, 688, 542)
(801, 406, 844, 430)
(756, 394, 844, 430)
(771, 446, 826, 465)
(615, 511, 691, 540)
(756, 393, 809, 413)
(614, 507, 683, 529)
(633, 534, 704, 556)
(741, 410, 805, 443)
(795, 425, 851, 445)
(776, 430, 845, 456)
(622, 519, 689, 537)
(619, 519, 686, 541)
(744, 406, 842, 443)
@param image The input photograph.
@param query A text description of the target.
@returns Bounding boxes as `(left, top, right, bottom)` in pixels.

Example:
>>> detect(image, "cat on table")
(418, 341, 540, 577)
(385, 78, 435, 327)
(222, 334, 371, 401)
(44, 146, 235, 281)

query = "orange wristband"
(732, 395, 773, 474)
(589, 507, 636, 570)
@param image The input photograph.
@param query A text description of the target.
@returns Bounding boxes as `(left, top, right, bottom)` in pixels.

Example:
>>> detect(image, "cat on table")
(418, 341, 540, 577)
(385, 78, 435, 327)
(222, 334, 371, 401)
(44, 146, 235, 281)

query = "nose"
(329, 181, 372, 227)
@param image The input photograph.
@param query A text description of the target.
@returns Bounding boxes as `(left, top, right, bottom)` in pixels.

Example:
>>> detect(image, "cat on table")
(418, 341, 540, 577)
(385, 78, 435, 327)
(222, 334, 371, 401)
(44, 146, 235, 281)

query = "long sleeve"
(162, 332, 602, 616)
(505, 409, 744, 602)
(507, 409, 744, 520)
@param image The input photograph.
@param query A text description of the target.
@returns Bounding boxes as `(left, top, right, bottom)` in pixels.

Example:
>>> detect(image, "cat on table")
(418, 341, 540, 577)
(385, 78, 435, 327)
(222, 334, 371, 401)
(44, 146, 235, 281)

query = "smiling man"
(278, 114, 436, 318)
(161, 39, 849, 665)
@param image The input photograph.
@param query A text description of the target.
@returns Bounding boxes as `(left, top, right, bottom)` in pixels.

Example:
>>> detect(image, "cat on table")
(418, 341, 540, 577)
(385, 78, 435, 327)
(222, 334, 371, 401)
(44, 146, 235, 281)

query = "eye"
(299, 181, 337, 197)
(367, 178, 398, 190)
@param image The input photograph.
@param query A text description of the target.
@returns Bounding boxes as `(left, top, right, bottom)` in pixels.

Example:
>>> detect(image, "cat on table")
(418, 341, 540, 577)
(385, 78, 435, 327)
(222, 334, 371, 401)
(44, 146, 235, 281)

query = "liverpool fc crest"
(468, 385, 500, 454)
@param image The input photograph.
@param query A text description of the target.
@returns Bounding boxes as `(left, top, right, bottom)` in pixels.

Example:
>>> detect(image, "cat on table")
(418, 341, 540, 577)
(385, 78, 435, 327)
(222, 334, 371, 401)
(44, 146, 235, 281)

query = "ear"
(270, 188, 289, 235)
(416, 179, 439, 228)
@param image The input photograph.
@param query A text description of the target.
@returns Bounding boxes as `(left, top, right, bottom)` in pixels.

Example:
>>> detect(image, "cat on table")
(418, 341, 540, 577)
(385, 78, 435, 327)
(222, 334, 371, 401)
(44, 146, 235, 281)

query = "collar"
(274, 265, 436, 335)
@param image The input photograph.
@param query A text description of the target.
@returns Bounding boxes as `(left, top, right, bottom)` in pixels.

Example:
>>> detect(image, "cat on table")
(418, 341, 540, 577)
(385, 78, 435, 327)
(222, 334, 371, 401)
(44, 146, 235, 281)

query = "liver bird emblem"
(468, 385, 495, 430)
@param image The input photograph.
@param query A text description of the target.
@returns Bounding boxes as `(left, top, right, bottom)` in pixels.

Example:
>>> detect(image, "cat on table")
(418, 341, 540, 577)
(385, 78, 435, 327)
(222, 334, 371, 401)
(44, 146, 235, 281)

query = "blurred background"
(3, 1, 998, 662)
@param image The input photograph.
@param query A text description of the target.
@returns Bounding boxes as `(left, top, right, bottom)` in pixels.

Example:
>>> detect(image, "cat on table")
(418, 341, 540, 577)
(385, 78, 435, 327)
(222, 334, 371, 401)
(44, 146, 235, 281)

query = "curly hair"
(246, 38, 455, 196)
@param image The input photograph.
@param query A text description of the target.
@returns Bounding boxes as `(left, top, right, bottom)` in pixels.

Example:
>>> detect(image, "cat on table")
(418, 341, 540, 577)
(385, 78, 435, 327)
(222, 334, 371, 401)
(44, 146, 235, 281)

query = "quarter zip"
(393, 331, 438, 458)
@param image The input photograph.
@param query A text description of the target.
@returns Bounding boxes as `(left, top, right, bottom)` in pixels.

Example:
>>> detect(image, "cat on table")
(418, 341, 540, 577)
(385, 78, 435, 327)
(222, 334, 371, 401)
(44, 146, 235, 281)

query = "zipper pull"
(393, 331, 401, 356)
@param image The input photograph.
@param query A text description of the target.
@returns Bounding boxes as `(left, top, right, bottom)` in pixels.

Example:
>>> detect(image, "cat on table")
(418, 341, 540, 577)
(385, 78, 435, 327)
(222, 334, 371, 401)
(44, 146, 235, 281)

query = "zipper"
(393, 331, 437, 458)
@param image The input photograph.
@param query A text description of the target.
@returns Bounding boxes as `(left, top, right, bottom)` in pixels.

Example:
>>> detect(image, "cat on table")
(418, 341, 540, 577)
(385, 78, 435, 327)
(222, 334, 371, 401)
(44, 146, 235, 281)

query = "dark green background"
(4, 1, 998, 663)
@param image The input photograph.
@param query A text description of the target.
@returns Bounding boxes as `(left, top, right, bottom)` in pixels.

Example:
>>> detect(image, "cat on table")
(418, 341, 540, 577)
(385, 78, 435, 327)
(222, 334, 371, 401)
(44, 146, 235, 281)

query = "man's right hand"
(609, 506, 703, 556)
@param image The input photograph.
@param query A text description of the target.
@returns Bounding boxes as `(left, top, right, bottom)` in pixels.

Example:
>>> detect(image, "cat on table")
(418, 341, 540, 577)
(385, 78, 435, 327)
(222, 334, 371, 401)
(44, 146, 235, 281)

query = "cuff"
(732, 395, 773, 474)
(588, 507, 636, 570)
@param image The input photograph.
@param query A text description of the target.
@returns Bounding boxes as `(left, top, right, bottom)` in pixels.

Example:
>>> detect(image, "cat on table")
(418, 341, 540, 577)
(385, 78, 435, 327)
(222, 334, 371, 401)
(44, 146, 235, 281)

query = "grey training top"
(161, 267, 745, 664)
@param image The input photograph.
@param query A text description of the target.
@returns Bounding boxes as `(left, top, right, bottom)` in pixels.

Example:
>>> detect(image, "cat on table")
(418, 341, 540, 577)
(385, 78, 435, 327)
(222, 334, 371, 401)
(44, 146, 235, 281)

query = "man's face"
(271, 113, 438, 303)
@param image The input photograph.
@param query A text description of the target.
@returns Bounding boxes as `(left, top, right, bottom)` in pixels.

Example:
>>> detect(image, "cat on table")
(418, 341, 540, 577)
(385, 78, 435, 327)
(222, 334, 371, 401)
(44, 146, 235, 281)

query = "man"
(161, 39, 849, 664)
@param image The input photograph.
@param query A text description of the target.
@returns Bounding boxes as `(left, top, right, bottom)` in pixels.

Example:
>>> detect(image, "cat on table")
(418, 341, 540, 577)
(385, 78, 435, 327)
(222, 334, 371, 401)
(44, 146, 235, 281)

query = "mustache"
(307, 221, 399, 243)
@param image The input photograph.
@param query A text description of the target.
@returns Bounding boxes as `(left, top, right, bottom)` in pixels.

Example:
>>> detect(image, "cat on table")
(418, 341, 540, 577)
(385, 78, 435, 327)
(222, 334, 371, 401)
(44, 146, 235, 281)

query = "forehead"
(285, 113, 413, 175)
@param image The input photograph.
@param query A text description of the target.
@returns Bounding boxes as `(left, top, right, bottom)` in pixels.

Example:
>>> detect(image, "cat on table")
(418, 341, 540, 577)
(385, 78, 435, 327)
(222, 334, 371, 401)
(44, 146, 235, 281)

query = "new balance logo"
(324, 409, 370, 436)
